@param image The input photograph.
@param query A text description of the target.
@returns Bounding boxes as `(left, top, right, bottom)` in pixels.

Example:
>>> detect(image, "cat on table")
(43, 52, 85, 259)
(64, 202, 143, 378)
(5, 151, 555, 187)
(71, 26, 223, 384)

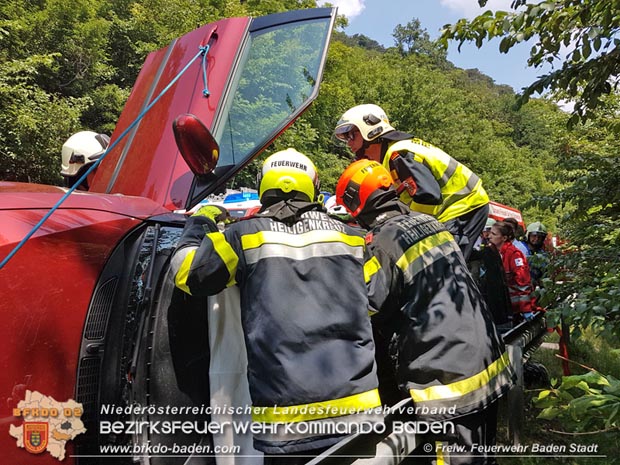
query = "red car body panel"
(0, 181, 167, 215)
(89, 17, 250, 211)
(1, 18, 248, 441)
(0, 189, 166, 463)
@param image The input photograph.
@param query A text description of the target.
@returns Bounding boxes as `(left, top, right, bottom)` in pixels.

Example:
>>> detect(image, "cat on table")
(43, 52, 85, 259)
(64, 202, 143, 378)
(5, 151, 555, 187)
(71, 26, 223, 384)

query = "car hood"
(0, 181, 167, 219)
(89, 8, 336, 211)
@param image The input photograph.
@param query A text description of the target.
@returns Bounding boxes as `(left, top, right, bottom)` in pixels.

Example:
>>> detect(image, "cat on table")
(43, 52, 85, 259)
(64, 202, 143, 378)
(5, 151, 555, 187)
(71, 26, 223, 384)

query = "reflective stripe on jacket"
(383, 138, 489, 222)
(500, 241, 534, 314)
(172, 203, 381, 452)
(367, 212, 514, 419)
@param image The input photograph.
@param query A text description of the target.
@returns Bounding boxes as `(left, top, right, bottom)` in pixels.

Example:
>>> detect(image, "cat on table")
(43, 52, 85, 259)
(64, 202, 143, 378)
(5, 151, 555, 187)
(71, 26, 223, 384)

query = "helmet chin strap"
(354, 142, 369, 160)
(355, 139, 384, 160)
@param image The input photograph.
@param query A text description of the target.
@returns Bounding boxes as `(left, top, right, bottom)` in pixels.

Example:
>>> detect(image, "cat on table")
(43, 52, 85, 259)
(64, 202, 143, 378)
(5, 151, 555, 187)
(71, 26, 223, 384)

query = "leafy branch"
(534, 368, 620, 432)
(439, 0, 620, 126)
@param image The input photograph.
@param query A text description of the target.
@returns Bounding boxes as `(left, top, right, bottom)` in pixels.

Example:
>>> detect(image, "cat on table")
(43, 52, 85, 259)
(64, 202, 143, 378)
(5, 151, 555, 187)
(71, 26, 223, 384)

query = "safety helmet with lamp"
(257, 148, 320, 203)
(61, 131, 110, 177)
(334, 104, 395, 143)
(336, 159, 393, 217)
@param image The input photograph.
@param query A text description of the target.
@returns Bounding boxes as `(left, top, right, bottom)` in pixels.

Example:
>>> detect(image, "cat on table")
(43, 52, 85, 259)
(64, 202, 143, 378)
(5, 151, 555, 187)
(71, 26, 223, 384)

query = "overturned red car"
(0, 8, 336, 464)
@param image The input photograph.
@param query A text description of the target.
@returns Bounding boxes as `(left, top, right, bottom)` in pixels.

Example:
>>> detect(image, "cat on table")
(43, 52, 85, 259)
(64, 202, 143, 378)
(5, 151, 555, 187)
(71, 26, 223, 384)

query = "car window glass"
(216, 18, 330, 167)
(186, 10, 335, 210)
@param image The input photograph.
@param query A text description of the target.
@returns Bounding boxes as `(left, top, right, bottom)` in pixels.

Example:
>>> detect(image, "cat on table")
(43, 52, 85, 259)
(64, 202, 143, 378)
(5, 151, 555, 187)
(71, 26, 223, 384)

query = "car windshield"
(215, 19, 330, 168)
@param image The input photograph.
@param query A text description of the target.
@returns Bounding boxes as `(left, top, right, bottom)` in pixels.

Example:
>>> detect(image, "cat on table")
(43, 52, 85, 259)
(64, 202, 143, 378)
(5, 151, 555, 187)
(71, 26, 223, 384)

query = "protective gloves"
(192, 205, 230, 223)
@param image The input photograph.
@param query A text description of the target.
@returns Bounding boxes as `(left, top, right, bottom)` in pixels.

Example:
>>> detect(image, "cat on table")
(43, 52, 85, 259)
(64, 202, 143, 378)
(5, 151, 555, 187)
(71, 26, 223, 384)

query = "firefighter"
(334, 104, 489, 261)
(60, 131, 110, 190)
(488, 221, 535, 322)
(171, 148, 381, 463)
(336, 159, 514, 465)
(524, 221, 550, 288)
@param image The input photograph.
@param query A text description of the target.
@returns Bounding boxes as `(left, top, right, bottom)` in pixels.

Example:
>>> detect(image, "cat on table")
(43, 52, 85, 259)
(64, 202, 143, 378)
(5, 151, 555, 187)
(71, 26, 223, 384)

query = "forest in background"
(2, 0, 619, 451)
(0, 0, 564, 225)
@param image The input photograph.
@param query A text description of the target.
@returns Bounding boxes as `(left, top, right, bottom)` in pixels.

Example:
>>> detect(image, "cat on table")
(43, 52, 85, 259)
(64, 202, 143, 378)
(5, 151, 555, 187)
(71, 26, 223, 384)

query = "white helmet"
(61, 131, 110, 177)
(324, 194, 349, 217)
(334, 104, 395, 142)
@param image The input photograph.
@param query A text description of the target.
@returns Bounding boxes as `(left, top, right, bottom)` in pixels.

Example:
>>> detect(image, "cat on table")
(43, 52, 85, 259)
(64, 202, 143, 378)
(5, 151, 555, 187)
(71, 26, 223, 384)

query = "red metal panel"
(0, 181, 168, 217)
(89, 17, 250, 210)
(0, 209, 140, 464)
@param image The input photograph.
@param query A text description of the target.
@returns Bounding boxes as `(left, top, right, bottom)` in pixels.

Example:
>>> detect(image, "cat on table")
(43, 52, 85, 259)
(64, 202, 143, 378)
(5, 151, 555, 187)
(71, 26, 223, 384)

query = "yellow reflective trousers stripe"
(409, 352, 511, 403)
(251, 389, 382, 423)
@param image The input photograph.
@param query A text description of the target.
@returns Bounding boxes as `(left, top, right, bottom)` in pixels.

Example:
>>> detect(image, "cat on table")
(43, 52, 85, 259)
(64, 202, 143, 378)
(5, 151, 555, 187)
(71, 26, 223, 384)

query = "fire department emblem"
(24, 422, 48, 454)
(10, 390, 86, 461)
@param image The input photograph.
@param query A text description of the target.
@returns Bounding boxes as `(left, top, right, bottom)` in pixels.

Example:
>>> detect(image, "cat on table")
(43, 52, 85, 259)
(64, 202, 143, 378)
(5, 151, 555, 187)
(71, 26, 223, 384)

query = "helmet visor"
(334, 124, 356, 141)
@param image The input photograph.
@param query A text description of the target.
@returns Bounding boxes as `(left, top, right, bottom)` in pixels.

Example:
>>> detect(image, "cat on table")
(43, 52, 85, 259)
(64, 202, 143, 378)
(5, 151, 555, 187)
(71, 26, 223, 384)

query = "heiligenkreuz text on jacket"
(171, 200, 381, 453)
(366, 211, 515, 419)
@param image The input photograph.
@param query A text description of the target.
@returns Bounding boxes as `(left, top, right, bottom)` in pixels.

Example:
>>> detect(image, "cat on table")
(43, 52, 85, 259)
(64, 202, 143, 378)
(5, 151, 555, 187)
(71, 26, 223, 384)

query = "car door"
(90, 8, 336, 212)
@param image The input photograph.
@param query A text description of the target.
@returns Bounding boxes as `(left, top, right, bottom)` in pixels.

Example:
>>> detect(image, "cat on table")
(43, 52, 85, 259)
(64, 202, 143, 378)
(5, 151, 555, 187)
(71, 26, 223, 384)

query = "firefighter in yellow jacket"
(334, 104, 489, 261)
(336, 159, 515, 465)
(171, 149, 381, 463)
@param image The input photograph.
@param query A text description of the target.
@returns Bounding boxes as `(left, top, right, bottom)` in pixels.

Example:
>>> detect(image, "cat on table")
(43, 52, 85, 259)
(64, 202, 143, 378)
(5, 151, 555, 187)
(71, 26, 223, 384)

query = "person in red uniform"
(488, 220, 534, 323)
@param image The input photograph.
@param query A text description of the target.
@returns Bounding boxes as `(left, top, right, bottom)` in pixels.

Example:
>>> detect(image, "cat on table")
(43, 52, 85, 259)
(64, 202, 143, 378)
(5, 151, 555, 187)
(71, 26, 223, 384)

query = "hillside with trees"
(1, 0, 565, 220)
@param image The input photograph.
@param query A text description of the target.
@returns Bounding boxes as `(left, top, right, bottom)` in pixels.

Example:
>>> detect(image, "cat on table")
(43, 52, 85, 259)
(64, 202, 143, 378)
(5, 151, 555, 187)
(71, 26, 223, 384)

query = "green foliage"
(81, 84, 131, 135)
(332, 31, 384, 52)
(536, 96, 620, 339)
(0, 0, 323, 184)
(392, 18, 447, 64)
(434, 0, 620, 341)
(1, 0, 568, 204)
(440, 0, 620, 125)
(534, 371, 620, 432)
(0, 54, 87, 183)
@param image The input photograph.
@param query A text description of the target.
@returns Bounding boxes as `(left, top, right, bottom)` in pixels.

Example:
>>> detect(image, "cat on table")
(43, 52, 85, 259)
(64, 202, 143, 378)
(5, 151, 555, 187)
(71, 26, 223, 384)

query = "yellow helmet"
(334, 104, 395, 142)
(258, 148, 320, 203)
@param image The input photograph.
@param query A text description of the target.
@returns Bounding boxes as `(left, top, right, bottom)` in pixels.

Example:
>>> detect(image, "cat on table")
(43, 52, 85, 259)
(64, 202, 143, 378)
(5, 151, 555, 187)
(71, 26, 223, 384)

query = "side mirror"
(173, 114, 219, 176)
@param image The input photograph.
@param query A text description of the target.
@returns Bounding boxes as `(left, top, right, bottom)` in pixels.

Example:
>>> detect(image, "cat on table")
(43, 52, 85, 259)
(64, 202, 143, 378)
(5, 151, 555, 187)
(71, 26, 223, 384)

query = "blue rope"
(201, 44, 211, 97)
(0, 45, 210, 270)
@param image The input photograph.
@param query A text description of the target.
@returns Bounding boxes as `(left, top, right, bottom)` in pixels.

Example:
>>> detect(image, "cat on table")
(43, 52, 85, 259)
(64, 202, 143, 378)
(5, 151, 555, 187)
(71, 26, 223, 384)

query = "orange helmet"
(336, 160, 393, 217)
